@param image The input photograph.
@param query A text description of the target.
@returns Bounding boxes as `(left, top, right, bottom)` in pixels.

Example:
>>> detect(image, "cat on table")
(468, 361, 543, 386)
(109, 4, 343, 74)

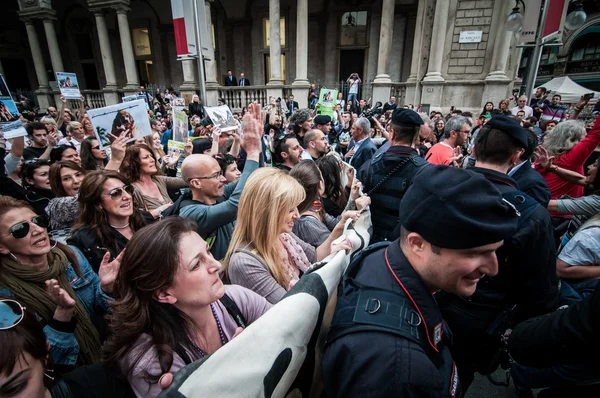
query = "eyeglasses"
(105, 185, 134, 200)
(3, 215, 48, 239)
(92, 146, 101, 150)
(0, 299, 25, 330)
(187, 171, 223, 182)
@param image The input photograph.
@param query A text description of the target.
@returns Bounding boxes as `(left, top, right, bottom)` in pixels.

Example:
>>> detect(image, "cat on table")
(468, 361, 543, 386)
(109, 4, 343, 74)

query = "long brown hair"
(290, 160, 323, 214)
(121, 143, 161, 182)
(73, 170, 148, 254)
(103, 217, 198, 382)
(315, 156, 347, 209)
(0, 197, 80, 275)
(49, 161, 87, 197)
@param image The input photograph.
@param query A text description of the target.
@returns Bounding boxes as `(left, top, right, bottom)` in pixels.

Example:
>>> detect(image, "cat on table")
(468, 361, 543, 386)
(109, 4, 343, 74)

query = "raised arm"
(57, 95, 67, 128)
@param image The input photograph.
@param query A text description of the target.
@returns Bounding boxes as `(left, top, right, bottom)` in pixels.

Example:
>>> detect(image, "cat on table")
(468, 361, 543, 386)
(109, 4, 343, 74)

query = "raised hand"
(99, 250, 125, 294)
(46, 279, 76, 309)
(241, 103, 263, 156)
(534, 145, 554, 170)
(109, 133, 128, 162)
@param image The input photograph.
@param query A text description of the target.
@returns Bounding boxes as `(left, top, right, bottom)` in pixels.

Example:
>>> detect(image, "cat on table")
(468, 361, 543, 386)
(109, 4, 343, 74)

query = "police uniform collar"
(469, 166, 519, 191)
(385, 240, 445, 353)
(386, 145, 418, 156)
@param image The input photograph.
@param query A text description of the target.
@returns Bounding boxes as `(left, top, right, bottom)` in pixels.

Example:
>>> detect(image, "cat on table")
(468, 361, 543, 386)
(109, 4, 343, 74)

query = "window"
(340, 11, 368, 46)
(132, 28, 152, 57)
(263, 17, 286, 48)
(540, 47, 558, 65)
(264, 54, 286, 84)
(569, 32, 600, 62)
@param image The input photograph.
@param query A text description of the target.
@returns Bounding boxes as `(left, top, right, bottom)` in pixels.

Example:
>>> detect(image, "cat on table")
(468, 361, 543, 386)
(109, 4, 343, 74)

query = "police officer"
(436, 115, 559, 391)
(322, 165, 519, 398)
(358, 109, 430, 242)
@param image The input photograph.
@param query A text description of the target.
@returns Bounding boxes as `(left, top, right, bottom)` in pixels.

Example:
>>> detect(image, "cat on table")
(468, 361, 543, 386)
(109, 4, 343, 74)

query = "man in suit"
(509, 129, 551, 206)
(224, 70, 237, 86)
(238, 73, 250, 87)
(286, 95, 299, 118)
(346, 117, 377, 172)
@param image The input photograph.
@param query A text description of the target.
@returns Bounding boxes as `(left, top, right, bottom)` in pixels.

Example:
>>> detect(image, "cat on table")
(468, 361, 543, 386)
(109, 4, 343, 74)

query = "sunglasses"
(0, 299, 26, 330)
(105, 185, 134, 200)
(4, 215, 48, 239)
(24, 159, 50, 165)
(92, 145, 101, 150)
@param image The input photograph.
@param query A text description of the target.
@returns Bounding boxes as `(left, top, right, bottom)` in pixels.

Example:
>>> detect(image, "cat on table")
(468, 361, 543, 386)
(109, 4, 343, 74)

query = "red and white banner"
(542, 0, 569, 42)
(171, 0, 197, 57)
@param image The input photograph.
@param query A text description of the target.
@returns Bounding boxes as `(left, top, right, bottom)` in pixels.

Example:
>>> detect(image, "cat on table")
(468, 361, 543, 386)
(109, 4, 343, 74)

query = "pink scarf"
(279, 233, 312, 289)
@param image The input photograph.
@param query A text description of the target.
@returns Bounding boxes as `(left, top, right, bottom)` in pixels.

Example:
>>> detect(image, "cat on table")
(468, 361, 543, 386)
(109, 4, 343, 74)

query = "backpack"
(158, 190, 202, 219)
(500, 190, 540, 230)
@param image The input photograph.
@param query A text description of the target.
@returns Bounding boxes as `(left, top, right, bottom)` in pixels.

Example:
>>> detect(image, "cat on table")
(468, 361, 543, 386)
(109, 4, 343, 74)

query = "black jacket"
(510, 160, 551, 207)
(224, 75, 237, 86)
(25, 187, 55, 218)
(508, 283, 600, 367)
(323, 241, 460, 398)
(188, 102, 204, 118)
(68, 226, 130, 273)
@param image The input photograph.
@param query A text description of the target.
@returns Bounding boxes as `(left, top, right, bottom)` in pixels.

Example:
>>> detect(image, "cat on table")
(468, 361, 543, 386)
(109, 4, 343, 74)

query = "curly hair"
(543, 120, 586, 157)
(121, 143, 160, 182)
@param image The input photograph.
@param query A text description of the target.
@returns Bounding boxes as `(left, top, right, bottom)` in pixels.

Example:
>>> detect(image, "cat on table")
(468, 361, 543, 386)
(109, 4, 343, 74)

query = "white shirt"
(58, 137, 82, 152)
(510, 105, 534, 119)
(348, 79, 359, 94)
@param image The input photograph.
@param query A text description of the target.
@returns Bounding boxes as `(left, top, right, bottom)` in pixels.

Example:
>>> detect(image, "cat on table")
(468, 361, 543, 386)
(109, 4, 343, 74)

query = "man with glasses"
(23, 122, 57, 161)
(511, 95, 534, 119)
(178, 104, 263, 260)
(425, 116, 471, 166)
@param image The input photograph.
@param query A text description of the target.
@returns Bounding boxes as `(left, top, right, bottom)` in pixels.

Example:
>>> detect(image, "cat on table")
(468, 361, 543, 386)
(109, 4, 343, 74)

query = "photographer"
(346, 73, 361, 104)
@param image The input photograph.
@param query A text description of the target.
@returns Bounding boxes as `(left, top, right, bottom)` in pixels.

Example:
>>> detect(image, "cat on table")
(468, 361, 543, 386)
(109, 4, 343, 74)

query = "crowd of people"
(1, 82, 599, 398)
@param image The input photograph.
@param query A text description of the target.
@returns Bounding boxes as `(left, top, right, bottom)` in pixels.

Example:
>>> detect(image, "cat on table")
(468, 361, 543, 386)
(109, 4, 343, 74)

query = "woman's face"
(485, 103, 493, 111)
(82, 117, 93, 134)
(166, 232, 224, 309)
(499, 102, 508, 110)
(436, 120, 445, 130)
(546, 122, 556, 131)
(99, 178, 133, 220)
(0, 208, 50, 260)
(586, 162, 599, 184)
(280, 206, 300, 234)
(61, 148, 81, 165)
(29, 165, 51, 191)
(139, 148, 157, 175)
(60, 167, 85, 196)
(90, 139, 107, 160)
(63, 112, 72, 122)
(224, 162, 241, 183)
(152, 133, 161, 150)
(44, 122, 56, 133)
(0, 352, 47, 398)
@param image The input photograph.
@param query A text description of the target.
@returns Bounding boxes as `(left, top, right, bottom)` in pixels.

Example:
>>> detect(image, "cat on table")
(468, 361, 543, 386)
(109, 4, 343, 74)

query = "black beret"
(314, 115, 332, 125)
(400, 166, 519, 250)
(485, 115, 529, 149)
(391, 109, 424, 127)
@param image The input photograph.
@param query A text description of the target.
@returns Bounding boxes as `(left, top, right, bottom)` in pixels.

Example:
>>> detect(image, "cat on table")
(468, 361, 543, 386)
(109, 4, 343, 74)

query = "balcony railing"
(218, 86, 269, 110)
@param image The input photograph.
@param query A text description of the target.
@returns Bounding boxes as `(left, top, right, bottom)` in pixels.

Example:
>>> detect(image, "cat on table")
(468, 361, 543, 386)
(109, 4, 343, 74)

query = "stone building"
(1, 0, 598, 113)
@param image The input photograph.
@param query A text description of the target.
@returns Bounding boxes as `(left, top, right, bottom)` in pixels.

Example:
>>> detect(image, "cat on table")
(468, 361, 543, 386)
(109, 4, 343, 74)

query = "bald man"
(302, 129, 330, 160)
(178, 113, 262, 260)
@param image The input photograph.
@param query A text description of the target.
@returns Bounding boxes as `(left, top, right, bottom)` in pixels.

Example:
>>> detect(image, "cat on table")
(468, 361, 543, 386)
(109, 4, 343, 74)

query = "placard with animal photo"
(0, 74, 26, 139)
(204, 105, 238, 132)
(56, 72, 81, 99)
(87, 99, 152, 148)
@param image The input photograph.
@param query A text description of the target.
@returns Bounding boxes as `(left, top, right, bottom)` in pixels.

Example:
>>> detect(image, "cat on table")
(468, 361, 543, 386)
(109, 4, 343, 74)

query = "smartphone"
(584, 93, 595, 100)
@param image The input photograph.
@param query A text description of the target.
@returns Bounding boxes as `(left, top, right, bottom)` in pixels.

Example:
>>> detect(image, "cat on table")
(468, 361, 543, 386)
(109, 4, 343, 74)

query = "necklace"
(110, 223, 130, 229)
(189, 303, 227, 358)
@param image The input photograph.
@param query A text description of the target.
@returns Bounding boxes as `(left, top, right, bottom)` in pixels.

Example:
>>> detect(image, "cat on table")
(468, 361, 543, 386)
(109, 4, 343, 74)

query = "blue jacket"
(0, 246, 111, 366)
(349, 137, 377, 171)
(510, 160, 551, 207)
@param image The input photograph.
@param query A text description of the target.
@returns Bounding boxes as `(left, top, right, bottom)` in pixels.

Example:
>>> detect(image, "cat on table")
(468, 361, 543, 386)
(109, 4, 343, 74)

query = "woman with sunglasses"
(46, 161, 87, 235)
(69, 170, 150, 273)
(433, 118, 445, 143)
(21, 159, 55, 219)
(0, 197, 118, 368)
(79, 137, 107, 171)
(0, 300, 134, 397)
(103, 217, 271, 398)
(121, 143, 187, 218)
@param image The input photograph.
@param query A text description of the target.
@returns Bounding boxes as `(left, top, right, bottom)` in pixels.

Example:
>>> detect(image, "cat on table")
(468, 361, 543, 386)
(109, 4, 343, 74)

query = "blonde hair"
(143, 132, 166, 159)
(223, 168, 305, 287)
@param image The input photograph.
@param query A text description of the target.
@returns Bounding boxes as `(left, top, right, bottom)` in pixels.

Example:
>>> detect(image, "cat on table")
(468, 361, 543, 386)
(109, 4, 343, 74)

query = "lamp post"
(506, 0, 587, 98)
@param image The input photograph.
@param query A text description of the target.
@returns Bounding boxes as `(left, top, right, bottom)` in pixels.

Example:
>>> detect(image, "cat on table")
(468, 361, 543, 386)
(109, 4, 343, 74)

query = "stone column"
(179, 59, 198, 102)
(116, 7, 140, 91)
(23, 19, 53, 110)
(42, 18, 64, 73)
(372, 0, 395, 104)
(94, 10, 119, 105)
(291, 0, 310, 108)
(483, 0, 516, 103)
(404, 0, 427, 106)
(267, 0, 282, 85)
(204, 1, 219, 106)
(420, 0, 450, 110)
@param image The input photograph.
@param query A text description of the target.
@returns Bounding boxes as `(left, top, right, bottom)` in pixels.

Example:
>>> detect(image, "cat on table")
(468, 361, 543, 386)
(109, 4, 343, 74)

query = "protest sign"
(205, 105, 237, 132)
(316, 88, 338, 119)
(0, 74, 26, 139)
(123, 94, 150, 110)
(172, 108, 189, 143)
(88, 99, 151, 148)
(56, 72, 81, 99)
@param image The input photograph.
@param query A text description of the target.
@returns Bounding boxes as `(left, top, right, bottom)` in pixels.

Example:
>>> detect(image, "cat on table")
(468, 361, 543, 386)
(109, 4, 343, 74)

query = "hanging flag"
(171, 0, 197, 57)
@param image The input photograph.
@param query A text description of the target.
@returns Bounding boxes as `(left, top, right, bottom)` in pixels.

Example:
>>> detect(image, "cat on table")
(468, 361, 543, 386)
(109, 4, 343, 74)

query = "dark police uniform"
(323, 166, 519, 398)
(358, 109, 429, 243)
(436, 115, 560, 390)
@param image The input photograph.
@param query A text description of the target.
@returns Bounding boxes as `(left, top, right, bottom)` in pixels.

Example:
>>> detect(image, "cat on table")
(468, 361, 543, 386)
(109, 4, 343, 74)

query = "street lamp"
(505, 2, 525, 32)
(565, 0, 587, 30)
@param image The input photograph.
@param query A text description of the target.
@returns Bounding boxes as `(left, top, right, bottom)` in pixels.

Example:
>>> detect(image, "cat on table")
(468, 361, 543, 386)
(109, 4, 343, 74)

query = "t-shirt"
(425, 142, 454, 165)
(348, 78, 359, 94)
(558, 221, 600, 267)
(22, 146, 46, 160)
(58, 137, 82, 153)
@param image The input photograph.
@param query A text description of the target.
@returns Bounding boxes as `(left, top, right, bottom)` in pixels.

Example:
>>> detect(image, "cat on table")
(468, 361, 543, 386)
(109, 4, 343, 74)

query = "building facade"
(1, 0, 598, 113)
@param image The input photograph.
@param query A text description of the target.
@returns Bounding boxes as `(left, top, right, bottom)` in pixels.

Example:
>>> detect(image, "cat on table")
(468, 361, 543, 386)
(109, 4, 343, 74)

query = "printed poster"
(56, 72, 81, 99)
(317, 87, 338, 119)
(205, 105, 237, 132)
(0, 74, 26, 139)
(88, 99, 152, 148)
(123, 94, 150, 110)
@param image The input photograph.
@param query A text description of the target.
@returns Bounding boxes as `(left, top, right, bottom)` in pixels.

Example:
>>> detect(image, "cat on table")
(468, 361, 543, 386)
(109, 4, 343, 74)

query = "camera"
(360, 101, 383, 127)
(276, 97, 282, 103)
(584, 92, 595, 101)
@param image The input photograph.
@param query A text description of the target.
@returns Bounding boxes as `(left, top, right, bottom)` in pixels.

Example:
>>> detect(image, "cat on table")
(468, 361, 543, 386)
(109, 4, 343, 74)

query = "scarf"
(0, 247, 101, 365)
(280, 233, 312, 289)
